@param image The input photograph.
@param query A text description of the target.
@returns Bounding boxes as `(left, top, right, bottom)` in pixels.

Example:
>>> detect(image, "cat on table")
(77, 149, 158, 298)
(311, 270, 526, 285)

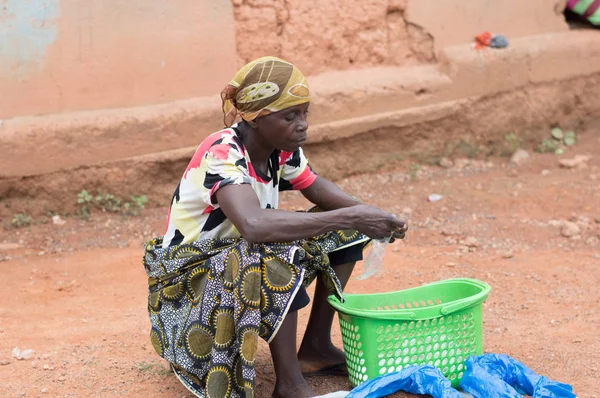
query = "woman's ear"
(247, 118, 259, 129)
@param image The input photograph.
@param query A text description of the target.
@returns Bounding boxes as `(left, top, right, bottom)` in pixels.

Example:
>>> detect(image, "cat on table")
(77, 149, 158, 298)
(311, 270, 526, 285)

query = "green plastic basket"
(327, 278, 491, 387)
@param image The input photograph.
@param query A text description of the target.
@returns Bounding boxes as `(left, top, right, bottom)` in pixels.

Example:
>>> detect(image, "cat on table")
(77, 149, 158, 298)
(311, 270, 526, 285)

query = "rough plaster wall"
(231, 0, 569, 75)
(231, 0, 435, 75)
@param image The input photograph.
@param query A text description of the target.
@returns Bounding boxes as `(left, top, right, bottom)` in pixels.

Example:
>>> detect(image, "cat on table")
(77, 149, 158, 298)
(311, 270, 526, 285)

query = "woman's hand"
(350, 205, 408, 241)
(389, 221, 408, 243)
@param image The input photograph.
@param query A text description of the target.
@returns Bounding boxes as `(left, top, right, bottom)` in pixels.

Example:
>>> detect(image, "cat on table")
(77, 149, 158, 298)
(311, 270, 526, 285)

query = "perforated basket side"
(339, 315, 369, 386)
(338, 304, 484, 387)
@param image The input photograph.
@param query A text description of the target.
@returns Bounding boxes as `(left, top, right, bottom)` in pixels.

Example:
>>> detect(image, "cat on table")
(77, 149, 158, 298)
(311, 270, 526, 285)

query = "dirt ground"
(1, 131, 599, 398)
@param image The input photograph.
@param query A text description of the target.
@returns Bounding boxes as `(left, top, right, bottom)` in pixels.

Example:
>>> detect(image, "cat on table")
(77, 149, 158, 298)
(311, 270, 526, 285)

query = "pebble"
(541, 169, 551, 176)
(52, 215, 67, 225)
(559, 155, 592, 169)
(464, 237, 479, 247)
(500, 250, 514, 259)
(575, 216, 590, 229)
(0, 359, 10, 365)
(57, 375, 66, 382)
(41, 388, 48, 393)
(560, 222, 581, 238)
(510, 149, 530, 165)
(586, 236, 599, 246)
(438, 157, 453, 168)
(454, 158, 471, 169)
(401, 207, 413, 216)
(441, 227, 460, 236)
(12, 347, 35, 360)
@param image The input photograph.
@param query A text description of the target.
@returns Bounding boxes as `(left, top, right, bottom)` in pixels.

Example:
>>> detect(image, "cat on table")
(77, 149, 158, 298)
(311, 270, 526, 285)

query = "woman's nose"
(297, 114, 308, 131)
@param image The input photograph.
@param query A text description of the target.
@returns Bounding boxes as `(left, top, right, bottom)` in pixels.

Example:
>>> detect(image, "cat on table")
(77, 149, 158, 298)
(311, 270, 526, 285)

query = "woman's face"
(254, 102, 309, 152)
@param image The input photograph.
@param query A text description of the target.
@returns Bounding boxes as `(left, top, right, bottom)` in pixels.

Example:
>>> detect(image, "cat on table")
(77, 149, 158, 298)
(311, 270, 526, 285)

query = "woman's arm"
(300, 176, 361, 210)
(215, 184, 403, 243)
(301, 176, 408, 241)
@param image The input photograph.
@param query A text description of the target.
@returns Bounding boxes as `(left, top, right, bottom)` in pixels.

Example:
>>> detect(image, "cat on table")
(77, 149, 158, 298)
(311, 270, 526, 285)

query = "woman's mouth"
(294, 136, 307, 145)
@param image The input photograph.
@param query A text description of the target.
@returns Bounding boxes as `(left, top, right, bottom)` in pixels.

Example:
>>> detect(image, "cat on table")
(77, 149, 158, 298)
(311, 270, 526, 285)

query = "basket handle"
(440, 281, 491, 315)
(327, 295, 418, 320)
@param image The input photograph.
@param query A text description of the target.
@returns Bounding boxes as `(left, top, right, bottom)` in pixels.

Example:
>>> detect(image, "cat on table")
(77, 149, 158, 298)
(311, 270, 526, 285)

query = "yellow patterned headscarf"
(221, 56, 310, 127)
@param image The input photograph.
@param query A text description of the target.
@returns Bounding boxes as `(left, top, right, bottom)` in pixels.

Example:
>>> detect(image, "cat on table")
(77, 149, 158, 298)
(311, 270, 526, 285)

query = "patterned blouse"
(163, 127, 317, 247)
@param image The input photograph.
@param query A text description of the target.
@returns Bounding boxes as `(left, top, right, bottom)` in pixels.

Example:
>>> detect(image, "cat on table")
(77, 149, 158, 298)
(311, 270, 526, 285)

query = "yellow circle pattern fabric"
(142, 219, 368, 398)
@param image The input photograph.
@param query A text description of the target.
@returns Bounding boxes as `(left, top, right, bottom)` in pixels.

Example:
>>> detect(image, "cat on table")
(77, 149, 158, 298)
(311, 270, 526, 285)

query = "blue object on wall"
(0, 0, 60, 77)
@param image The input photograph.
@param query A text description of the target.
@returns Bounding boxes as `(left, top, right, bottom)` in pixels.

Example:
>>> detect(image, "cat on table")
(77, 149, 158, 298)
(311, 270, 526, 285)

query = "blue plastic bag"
(345, 365, 462, 398)
(459, 354, 575, 398)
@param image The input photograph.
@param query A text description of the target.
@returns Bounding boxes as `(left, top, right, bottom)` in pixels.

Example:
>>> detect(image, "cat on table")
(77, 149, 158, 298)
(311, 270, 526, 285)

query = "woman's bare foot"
(297, 340, 347, 375)
(298, 263, 356, 376)
(272, 376, 315, 398)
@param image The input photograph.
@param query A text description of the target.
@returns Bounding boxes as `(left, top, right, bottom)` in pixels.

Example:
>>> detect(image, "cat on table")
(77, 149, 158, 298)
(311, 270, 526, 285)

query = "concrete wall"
(0, 0, 237, 119)
(1, 0, 569, 120)
(3, 0, 600, 213)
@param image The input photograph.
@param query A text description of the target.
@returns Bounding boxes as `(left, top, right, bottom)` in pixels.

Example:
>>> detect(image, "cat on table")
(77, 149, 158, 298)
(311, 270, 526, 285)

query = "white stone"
(510, 149, 530, 165)
(52, 215, 66, 225)
(560, 222, 580, 238)
(439, 157, 453, 168)
(559, 155, 591, 169)
(464, 237, 479, 247)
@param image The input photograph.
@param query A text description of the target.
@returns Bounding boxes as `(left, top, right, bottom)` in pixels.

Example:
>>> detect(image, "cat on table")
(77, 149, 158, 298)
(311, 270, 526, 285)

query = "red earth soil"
(1, 133, 599, 398)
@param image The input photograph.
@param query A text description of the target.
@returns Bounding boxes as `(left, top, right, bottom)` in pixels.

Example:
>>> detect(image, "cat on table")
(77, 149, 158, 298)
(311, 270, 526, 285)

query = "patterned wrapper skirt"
(142, 229, 368, 398)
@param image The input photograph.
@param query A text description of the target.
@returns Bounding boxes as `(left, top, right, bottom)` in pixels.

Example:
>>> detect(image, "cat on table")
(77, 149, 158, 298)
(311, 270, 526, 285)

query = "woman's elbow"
(238, 216, 265, 243)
